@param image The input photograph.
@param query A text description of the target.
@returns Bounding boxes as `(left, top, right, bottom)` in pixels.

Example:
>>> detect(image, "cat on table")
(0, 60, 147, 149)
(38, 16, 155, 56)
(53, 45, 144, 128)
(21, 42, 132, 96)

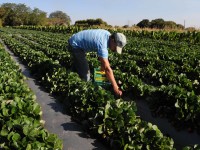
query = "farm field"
(0, 26, 200, 150)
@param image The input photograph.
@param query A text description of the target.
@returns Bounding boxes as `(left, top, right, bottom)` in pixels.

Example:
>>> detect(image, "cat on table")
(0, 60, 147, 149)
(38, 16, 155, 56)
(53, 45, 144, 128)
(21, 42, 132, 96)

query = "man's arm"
(99, 57, 122, 96)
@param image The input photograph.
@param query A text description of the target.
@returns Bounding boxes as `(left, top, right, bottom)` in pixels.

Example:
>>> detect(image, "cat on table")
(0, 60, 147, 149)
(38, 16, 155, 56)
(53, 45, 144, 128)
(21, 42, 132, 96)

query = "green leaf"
(1, 128, 9, 136)
(26, 144, 32, 150)
(46, 134, 57, 143)
(2, 108, 9, 116)
(175, 100, 180, 108)
(1, 101, 6, 109)
(17, 101, 23, 110)
(33, 103, 41, 115)
(182, 147, 190, 150)
(8, 131, 15, 140)
(11, 107, 17, 114)
(5, 86, 10, 92)
(12, 141, 19, 149)
(28, 128, 39, 138)
(152, 125, 158, 130)
(41, 130, 47, 141)
(146, 144, 151, 150)
(98, 125, 103, 134)
(12, 133, 21, 141)
(116, 99, 123, 108)
(23, 126, 29, 136)
(104, 102, 111, 119)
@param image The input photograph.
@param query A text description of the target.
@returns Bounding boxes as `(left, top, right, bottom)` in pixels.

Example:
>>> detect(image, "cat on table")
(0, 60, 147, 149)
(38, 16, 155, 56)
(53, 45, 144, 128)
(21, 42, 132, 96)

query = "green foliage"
(49, 10, 71, 25)
(75, 18, 108, 26)
(29, 8, 47, 26)
(137, 18, 184, 29)
(0, 44, 62, 149)
(137, 19, 150, 28)
(2, 27, 200, 149)
(150, 18, 165, 29)
(0, 3, 70, 26)
(183, 144, 200, 150)
(0, 3, 47, 26)
(0, 29, 175, 149)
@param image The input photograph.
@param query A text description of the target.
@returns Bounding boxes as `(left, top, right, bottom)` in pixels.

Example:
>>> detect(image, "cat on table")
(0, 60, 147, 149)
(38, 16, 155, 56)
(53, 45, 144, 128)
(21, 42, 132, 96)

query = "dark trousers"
(68, 44, 90, 81)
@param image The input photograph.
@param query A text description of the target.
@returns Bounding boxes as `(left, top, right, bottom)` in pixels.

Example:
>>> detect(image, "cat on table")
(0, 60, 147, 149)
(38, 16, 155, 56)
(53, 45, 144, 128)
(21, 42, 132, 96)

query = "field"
(0, 26, 200, 150)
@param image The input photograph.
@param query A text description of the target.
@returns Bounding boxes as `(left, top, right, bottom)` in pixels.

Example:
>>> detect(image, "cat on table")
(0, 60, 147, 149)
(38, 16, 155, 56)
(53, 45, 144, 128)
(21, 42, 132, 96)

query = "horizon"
(1, 0, 200, 28)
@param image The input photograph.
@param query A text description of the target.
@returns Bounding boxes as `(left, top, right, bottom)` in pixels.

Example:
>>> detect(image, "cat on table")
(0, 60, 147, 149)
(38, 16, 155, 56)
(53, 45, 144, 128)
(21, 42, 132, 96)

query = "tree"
(0, 3, 46, 26)
(0, 19, 2, 27)
(0, 7, 6, 26)
(150, 18, 165, 29)
(13, 4, 31, 25)
(0, 3, 17, 26)
(137, 19, 150, 28)
(176, 24, 184, 29)
(136, 18, 185, 30)
(164, 21, 177, 29)
(123, 25, 129, 28)
(49, 11, 71, 25)
(0, 7, 6, 18)
(75, 18, 108, 26)
(0, 3, 31, 26)
(95, 18, 108, 26)
(29, 8, 47, 25)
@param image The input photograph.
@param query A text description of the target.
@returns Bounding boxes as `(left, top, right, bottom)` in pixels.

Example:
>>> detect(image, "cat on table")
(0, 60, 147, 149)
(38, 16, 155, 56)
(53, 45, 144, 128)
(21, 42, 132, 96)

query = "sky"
(1, 0, 200, 28)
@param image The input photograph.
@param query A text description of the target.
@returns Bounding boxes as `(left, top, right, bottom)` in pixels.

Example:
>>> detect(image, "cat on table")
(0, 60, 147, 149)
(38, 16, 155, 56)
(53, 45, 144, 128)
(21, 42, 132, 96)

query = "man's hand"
(113, 86, 122, 96)
(99, 57, 122, 96)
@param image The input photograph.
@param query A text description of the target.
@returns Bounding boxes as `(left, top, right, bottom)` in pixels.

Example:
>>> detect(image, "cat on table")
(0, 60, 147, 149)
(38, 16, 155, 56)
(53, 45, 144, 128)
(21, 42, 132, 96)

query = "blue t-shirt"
(68, 29, 111, 58)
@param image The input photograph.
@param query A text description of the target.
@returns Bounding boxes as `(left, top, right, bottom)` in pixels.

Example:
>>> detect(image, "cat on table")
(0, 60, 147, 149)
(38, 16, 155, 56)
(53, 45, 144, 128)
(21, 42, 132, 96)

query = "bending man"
(68, 29, 126, 96)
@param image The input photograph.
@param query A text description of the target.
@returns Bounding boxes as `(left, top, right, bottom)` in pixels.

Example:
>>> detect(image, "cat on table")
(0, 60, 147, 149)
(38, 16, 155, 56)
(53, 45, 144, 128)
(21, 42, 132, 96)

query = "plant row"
(1, 28, 200, 149)
(12, 25, 200, 44)
(0, 43, 62, 149)
(0, 30, 175, 149)
(10, 28, 200, 132)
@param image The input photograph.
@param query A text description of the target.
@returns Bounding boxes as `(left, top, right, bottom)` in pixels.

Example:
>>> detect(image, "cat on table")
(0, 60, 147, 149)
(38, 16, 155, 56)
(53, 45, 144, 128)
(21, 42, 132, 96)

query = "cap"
(114, 33, 127, 54)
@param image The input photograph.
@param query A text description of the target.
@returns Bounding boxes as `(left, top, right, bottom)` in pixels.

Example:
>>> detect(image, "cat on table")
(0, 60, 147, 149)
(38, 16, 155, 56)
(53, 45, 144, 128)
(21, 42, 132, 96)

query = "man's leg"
(72, 50, 90, 81)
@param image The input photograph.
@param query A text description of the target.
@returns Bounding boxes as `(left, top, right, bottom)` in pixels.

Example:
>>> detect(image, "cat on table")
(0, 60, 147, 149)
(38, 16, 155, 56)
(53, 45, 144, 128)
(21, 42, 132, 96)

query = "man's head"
(109, 33, 127, 54)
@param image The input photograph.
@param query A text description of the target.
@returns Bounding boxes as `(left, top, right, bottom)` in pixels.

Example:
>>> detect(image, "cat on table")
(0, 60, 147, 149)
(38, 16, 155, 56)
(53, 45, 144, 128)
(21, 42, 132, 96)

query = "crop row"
(1, 27, 200, 149)
(0, 43, 62, 149)
(10, 28, 200, 132)
(13, 25, 200, 44)
(0, 30, 175, 149)
(110, 36, 200, 131)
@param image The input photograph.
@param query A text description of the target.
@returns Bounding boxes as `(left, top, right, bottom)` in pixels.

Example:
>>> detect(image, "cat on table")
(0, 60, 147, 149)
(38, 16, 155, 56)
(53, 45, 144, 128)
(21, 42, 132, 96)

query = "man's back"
(68, 29, 111, 58)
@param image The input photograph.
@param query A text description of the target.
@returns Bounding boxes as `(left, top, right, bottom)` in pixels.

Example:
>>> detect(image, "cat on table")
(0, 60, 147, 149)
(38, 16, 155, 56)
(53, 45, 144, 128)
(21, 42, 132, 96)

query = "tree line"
(0, 3, 186, 30)
(0, 3, 71, 26)
(136, 18, 184, 29)
(75, 18, 108, 27)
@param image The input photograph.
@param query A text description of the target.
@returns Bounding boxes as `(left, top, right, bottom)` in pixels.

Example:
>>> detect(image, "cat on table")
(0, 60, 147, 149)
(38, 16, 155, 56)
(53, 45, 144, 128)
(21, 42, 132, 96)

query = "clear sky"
(1, 0, 200, 28)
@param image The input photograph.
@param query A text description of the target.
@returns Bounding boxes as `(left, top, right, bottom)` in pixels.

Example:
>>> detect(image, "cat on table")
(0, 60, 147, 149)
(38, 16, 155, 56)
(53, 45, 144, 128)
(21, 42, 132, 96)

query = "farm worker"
(68, 29, 126, 96)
